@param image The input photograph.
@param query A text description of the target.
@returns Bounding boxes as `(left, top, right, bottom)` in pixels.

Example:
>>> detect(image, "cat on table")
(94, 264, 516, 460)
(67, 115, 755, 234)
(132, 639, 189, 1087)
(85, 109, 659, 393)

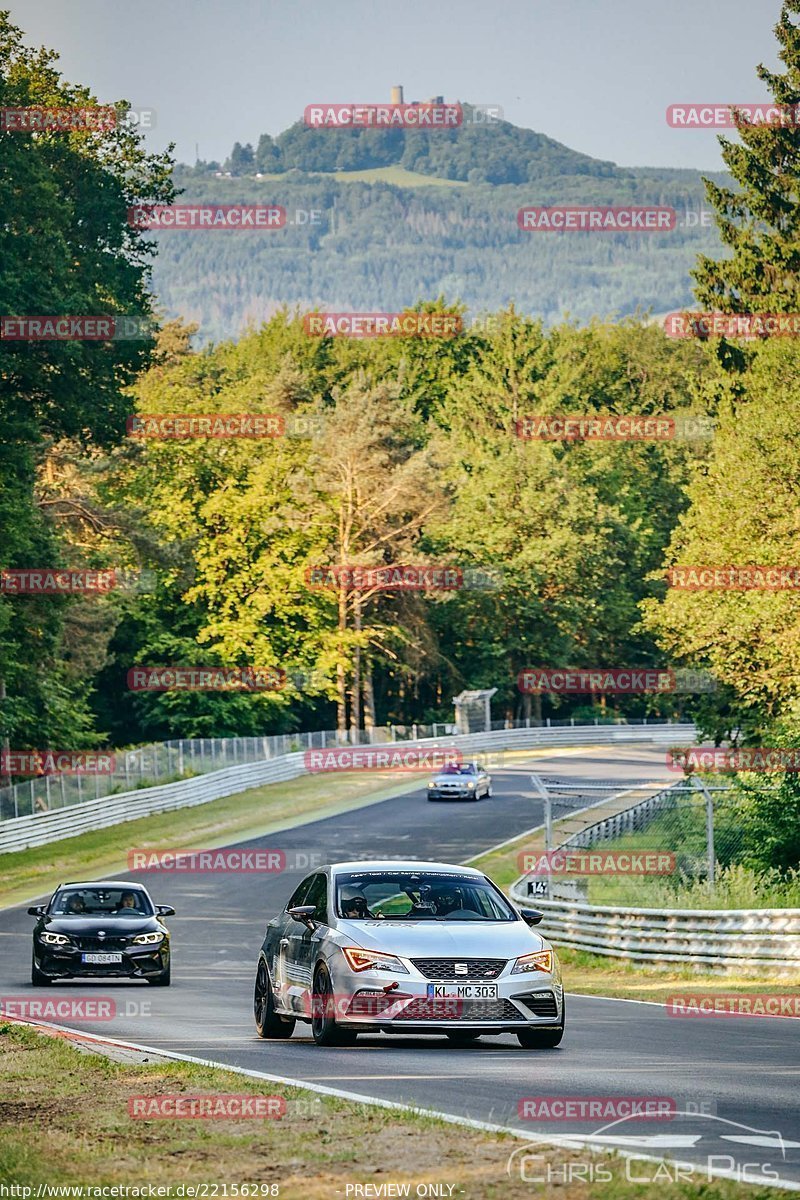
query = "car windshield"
(439, 764, 477, 775)
(335, 871, 516, 921)
(50, 888, 153, 916)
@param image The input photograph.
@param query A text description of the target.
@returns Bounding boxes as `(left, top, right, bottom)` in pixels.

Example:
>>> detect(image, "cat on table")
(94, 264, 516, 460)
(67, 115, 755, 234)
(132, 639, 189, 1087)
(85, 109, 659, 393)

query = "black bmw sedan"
(28, 881, 174, 986)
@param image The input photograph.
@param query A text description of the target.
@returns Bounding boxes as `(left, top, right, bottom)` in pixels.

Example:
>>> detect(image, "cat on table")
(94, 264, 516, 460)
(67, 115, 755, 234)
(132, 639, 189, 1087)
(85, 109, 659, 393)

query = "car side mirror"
(288, 904, 317, 927)
(520, 908, 544, 926)
(27, 906, 45, 917)
(156, 904, 176, 916)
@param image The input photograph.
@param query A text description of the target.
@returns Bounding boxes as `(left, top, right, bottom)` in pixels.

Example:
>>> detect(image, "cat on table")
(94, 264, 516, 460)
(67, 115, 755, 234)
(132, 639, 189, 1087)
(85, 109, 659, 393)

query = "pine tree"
(694, 1, 800, 313)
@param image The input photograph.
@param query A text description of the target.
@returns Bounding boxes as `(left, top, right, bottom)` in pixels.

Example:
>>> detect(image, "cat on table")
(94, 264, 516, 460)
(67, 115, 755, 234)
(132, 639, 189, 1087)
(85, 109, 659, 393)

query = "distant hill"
(225, 104, 625, 185)
(147, 107, 727, 344)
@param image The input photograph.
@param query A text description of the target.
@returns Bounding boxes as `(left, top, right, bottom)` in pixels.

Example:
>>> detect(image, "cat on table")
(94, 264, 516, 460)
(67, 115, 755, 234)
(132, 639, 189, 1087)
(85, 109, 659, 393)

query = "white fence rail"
(0, 722, 695, 854)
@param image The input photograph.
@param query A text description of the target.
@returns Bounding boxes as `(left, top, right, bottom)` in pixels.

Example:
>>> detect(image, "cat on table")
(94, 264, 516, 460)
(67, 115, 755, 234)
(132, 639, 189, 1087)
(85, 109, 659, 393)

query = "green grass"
(0, 769, 419, 910)
(587, 856, 800, 909)
(330, 165, 468, 187)
(0, 1022, 790, 1198)
(559, 945, 800, 999)
(230, 165, 468, 187)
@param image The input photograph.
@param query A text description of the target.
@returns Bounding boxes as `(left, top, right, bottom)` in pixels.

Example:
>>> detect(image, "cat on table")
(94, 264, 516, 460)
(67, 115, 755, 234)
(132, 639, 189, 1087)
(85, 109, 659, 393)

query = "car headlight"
(512, 950, 553, 975)
(40, 932, 71, 946)
(467, 780, 475, 788)
(132, 932, 164, 945)
(342, 947, 409, 974)
(428, 779, 437, 787)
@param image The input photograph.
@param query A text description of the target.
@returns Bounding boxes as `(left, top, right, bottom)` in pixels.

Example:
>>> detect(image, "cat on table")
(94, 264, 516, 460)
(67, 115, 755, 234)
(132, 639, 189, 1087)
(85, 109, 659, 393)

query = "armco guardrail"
(508, 890, 800, 974)
(0, 722, 695, 854)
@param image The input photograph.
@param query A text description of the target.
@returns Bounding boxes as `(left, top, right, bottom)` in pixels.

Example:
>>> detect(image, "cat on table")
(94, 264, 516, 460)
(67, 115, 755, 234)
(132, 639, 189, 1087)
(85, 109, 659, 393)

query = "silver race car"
(427, 761, 492, 801)
(254, 860, 564, 1048)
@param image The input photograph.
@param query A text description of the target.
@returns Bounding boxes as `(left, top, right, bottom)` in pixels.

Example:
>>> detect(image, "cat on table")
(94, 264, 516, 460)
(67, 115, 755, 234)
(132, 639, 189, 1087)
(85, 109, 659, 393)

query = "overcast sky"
(8, 0, 784, 170)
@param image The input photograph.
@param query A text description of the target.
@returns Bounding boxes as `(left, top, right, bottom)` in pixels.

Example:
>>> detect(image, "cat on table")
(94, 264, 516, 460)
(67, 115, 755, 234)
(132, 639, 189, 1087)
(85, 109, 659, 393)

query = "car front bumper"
(34, 943, 169, 979)
(328, 959, 563, 1031)
(427, 788, 477, 800)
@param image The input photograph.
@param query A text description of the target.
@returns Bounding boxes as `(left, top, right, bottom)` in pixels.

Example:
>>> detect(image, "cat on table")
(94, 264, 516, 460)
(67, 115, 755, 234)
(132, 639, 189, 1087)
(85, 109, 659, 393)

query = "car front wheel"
(147, 962, 171, 986)
(517, 997, 565, 1049)
(311, 964, 357, 1046)
(31, 954, 51, 986)
(254, 957, 296, 1039)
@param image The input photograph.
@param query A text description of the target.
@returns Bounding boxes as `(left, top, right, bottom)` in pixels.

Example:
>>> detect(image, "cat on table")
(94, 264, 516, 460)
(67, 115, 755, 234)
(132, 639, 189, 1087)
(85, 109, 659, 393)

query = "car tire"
(446, 1031, 481, 1045)
(517, 997, 565, 1049)
(31, 955, 51, 986)
(485, 787, 492, 799)
(254, 957, 296, 1039)
(311, 963, 357, 1046)
(147, 962, 171, 986)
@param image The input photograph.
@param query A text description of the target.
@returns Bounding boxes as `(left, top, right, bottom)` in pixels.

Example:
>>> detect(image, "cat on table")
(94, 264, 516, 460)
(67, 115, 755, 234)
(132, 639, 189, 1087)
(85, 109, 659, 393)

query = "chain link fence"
(524, 774, 793, 908)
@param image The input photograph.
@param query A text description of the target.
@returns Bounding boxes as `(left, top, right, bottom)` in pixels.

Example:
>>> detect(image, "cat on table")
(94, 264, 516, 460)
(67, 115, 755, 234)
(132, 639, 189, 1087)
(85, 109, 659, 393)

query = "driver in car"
(340, 888, 373, 919)
(65, 894, 86, 914)
(117, 891, 140, 912)
(431, 886, 463, 916)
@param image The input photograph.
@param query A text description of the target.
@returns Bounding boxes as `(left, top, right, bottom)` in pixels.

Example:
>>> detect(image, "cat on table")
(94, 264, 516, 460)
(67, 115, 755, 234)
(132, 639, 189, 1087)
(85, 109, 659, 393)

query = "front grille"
(74, 937, 128, 952)
(411, 958, 506, 981)
(399, 998, 524, 1022)
(514, 990, 558, 1018)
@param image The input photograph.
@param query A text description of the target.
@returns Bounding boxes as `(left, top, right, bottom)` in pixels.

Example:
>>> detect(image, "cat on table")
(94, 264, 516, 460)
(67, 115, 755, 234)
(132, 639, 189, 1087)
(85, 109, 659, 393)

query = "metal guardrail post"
(530, 773, 552, 851)
(691, 773, 716, 888)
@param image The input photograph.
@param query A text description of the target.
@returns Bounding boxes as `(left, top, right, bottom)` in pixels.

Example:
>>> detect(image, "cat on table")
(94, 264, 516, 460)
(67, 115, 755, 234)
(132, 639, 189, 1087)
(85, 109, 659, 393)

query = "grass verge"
(0, 771, 418, 911)
(0, 1022, 788, 1199)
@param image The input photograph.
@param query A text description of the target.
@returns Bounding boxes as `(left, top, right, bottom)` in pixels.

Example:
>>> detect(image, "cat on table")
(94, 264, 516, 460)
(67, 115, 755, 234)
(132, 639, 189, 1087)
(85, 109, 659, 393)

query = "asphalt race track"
(2, 745, 799, 1188)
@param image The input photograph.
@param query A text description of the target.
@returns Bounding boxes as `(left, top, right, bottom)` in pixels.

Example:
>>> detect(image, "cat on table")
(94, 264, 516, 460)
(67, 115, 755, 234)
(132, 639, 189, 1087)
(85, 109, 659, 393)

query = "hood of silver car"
(335, 919, 545, 959)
